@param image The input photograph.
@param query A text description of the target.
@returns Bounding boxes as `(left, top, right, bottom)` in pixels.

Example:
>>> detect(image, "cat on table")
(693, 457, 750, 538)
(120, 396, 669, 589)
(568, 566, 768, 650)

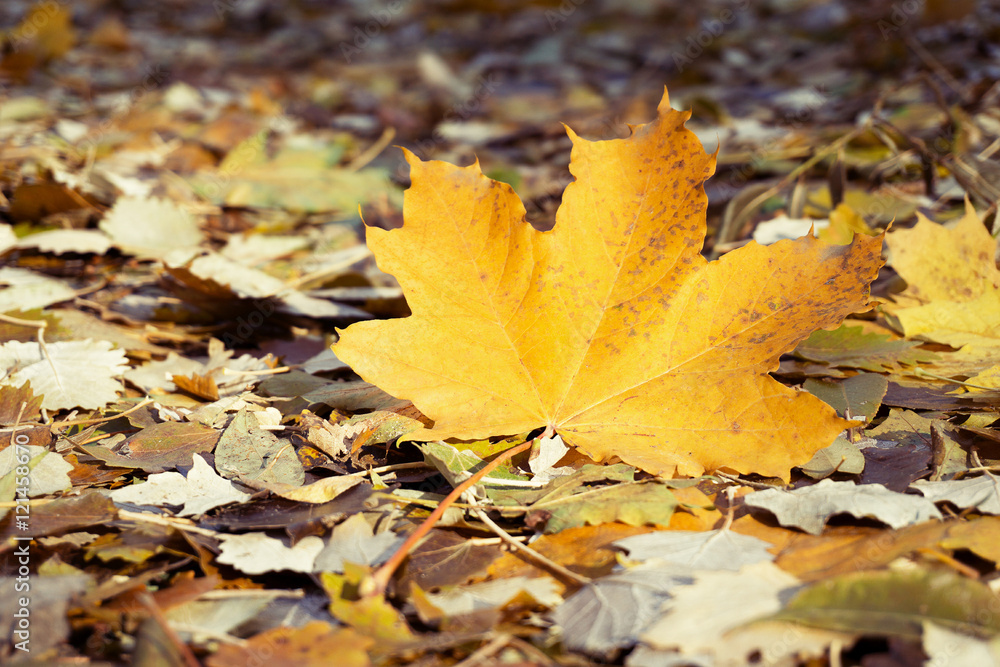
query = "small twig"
(830, 638, 843, 667)
(134, 591, 201, 667)
(0, 498, 55, 508)
(221, 366, 291, 377)
(715, 470, 784, 490)
(345, 461, 432, 478)
(11, 402, 27, 434)
(454, 634, 511, 667)
(163, 624, 246, 646)
(0, 312, 47, 328)
(914, 367, 995, 391)
(721, 486, 737, 531)
(347, 126, 396, 172)
(118, 509, 221, 538)
(468, 498, 591, 588)
(962, 465, 1000, 474)
(504, 635, 557, 666)
(366, 436, 537, 597)
(901, 32, 971, 103)
(713, 127, 866, 253)
(915, 547, 982, 579)
(51, 398, 155, 430)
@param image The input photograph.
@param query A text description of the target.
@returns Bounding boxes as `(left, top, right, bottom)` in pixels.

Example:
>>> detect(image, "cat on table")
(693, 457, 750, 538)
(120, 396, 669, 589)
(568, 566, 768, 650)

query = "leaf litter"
(2, 2, 1000, 664)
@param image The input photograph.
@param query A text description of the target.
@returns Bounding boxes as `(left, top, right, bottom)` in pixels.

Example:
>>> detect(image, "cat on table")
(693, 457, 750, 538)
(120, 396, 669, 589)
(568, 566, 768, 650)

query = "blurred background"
(1, 0, 997, 250)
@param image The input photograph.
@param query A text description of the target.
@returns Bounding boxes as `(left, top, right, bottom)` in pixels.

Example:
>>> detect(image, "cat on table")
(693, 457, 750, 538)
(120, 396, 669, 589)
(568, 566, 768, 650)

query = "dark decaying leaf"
(80, 420, 220, 473)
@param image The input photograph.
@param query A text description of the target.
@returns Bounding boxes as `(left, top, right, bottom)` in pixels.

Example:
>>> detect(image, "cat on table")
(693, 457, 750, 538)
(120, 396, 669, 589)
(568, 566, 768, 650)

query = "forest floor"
(2, 1, 1000, 665)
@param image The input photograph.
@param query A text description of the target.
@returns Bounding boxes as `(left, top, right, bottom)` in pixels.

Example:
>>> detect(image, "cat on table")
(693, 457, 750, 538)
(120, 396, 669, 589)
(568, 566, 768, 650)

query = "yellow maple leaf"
(884, 200, 1000, 386)
(333, 91, 884, 479)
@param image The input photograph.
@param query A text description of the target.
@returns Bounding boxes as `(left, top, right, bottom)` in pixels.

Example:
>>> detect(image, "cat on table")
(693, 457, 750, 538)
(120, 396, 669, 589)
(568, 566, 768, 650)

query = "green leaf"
(774, 568, 1000, 638)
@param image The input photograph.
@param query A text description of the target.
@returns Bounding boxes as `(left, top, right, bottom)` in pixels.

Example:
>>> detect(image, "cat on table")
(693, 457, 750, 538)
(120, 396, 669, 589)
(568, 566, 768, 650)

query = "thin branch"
(52, 398, 155, 430)
(468, 498, 591, 588)
(367, 437, 535, 597)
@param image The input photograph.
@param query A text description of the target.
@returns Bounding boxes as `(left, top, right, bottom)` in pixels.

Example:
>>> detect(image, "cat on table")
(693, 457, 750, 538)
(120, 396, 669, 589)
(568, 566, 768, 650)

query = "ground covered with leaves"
(2, 0, 1000, 665)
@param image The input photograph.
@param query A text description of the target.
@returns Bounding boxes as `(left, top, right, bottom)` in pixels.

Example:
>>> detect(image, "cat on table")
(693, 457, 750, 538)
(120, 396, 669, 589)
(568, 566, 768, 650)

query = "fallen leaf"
(744, 478, 941, 535)
(172, 372, 220, 401)
(0, 382, 42, 425)
(414, 576, 561, 624)
(420, 441, 526, 489)
(126, 345, 271, 397)
(334, 90, 884, 479)
(911, 473, 1000, 514)
(799, 434, 865, 480)
(338, 411, 424, 455)
(485, 523, 655, 591)
(794, 324, 937, 373)
(268, 475, 363, 504)
(803, 372, 888, 422)
(552, 560, 694, 657)
(818, 203, 876, 246)
(99, 196, 204, 258)
(192, 138, 400, 214)
(0, 575, 89, 658)
(215, 408, 304, 486)
(207, 622, 374, 667)
(80, 420, 220, 473)
(865, 408, 935, 450)
(884, 200, 1000, 371)
(640, 561, 803, 656)
(85, 524, 173, 564)
(298, 380, 415, 414)
(542, 482, 681, 533)
(0, 267, 77, 312)
(770, 521, 947, 582)
(1, 490, 116, 546)
(939, 516, 1000, 563)
(0, 444, 72, 496)
(320, 566, 416, 643)
(216, 533, 326, 575)
(163, 588, 294, 641)
(490, 463, 678, 533)
(751, 214, 824, 245)
(923, 622, 1000, 667)
(164, 250, 370, 319)
(312, 513, 403, 572)
(614, 528, 775, 569)
(398, 529, 502, 593)
(0, 339, 128, 410)
(631, 620, 850, 667)
(16, 229, 113, 255)
(773, 568, 1000, 638)
(110, 454, 251, 516)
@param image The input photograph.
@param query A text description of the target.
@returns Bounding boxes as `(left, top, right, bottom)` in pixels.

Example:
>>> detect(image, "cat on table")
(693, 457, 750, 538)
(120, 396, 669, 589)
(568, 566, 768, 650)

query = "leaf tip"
(657, 86, 671, 112)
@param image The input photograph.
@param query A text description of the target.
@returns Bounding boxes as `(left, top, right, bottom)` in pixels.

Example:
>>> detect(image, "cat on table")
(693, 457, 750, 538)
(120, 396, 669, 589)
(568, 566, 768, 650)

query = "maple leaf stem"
(366, 437, 536, 598)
